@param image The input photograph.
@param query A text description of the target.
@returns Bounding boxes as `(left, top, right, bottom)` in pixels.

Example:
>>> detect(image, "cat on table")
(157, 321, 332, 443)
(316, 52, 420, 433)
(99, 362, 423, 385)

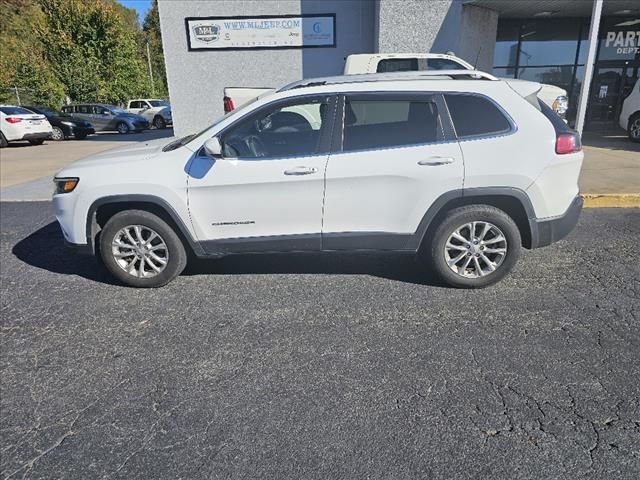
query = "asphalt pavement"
(1, 202, 639, 479)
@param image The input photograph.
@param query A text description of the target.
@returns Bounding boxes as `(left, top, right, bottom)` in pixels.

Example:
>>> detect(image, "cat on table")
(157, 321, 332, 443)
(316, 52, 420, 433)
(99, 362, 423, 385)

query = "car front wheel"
(116, 122, 130, 134)
(51, 126, 65, 141)
(153, 116, 166, 129)
(628, 113, 640, 143)
(99, 210, 187, 288)
(427, 205, 521, 288)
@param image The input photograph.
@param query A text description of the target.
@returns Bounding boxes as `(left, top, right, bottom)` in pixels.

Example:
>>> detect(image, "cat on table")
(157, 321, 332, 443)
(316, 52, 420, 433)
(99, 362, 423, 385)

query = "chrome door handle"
(417, 157, 455, 166)
(284, 166, 318, 176)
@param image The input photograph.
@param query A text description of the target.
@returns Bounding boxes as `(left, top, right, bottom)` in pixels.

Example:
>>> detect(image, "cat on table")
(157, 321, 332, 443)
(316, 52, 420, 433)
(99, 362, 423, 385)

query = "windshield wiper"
(162, 134, 195, 152)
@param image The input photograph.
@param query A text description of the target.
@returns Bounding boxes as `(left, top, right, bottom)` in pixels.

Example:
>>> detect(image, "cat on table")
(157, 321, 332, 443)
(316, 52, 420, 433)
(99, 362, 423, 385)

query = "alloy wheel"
(631, 118, 640, 139)
(444, 221, 507, 278)
(111, 225, 169, 278)
(51, 126, 64, 141)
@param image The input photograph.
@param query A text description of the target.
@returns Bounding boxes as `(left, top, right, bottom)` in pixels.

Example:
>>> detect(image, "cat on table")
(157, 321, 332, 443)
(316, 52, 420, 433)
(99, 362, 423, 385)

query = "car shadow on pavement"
(13, 222, 444, 287)
(185, 254, 444, 287)
(11, 222, 118, 285)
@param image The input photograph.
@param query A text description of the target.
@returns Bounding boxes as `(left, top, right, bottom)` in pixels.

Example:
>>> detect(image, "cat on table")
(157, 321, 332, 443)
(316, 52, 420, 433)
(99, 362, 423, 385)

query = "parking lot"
(1, 201, 638, 479)
(0, 129, 175, 189)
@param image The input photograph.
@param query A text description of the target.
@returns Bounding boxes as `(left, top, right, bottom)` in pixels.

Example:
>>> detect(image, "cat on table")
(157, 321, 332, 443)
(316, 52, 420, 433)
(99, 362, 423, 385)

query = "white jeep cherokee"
(53, 70, 584, 289)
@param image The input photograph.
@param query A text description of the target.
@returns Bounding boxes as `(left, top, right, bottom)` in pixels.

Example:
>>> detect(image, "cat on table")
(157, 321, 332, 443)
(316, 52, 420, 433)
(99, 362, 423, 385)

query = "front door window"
(221, 96, 330, 159)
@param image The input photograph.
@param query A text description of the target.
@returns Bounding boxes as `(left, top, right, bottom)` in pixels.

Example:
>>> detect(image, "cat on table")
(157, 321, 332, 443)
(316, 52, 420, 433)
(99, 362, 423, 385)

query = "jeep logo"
(192, 24, 220, 43)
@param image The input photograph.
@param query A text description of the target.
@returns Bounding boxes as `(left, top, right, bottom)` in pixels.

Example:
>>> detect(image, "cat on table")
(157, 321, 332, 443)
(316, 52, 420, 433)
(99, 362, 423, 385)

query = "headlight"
(53, 177, 79, 194)
(552, 96, 569, 116)
(60, 121, 76, 127)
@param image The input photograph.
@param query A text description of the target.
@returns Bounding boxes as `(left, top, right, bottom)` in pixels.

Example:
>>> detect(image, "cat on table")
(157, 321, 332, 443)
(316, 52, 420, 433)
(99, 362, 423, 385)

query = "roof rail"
(279, 70, 499, 92)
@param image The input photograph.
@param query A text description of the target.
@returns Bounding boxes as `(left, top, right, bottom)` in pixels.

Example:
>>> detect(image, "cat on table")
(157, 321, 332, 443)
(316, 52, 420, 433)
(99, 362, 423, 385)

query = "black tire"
(51, 126, 65, 141)
(28, 139, 45, 145)
(153, 115, 166, 129)
(74, 132, 87, 140)
(628, 112, 640, 143)
(426, 205, 521, 289)
(116, 122, 130, 134)
(0, 132, 7, 148)
(99, 210, 187, 288)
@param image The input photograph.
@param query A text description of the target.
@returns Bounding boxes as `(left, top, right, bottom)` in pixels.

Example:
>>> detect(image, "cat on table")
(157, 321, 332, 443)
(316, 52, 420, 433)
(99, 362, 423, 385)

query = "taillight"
(5, 117, 22, 124)
(556, 133, 581, 155)
(223, 96, 234, 113)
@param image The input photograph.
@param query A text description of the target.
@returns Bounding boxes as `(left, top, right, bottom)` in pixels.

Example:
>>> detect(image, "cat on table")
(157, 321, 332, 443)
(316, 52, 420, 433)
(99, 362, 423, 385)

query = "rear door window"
(342, 95, 444, 151)
(444, 94, 512, 138)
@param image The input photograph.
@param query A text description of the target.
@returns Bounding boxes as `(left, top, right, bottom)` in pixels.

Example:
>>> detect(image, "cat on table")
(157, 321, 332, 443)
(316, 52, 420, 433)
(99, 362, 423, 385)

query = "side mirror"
(203, 137, 223, 159)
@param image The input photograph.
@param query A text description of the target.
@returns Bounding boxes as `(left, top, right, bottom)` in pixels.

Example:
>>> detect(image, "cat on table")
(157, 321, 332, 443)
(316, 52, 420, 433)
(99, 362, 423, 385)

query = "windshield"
(149, 100, 169, 107)
(162, 108, 244, 152)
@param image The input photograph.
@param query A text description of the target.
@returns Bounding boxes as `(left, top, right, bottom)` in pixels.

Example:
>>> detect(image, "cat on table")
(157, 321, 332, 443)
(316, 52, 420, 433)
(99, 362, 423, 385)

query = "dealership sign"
(604, 30, 640, 55)
(185, 14, 336, 51)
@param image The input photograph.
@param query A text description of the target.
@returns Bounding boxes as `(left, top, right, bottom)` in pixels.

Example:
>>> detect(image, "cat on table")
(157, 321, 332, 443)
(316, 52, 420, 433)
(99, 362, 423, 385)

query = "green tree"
(143, 0, 168, 98)
(36, 0, 150, 104)
(0, 0, 65, 107)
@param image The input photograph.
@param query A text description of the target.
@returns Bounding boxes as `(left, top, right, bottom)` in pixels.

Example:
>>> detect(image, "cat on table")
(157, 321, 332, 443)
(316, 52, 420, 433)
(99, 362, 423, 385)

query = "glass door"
(587, 63, 639, 131)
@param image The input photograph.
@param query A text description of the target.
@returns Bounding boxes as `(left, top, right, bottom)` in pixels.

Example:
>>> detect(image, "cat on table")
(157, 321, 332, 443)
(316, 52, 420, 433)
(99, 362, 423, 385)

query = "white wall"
(158, 0, 374, 136)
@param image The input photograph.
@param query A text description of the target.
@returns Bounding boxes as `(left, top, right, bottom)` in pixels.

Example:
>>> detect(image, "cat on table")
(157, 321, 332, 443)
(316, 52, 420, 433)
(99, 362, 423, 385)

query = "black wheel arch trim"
(408, 187, 538, 251)
(85, 195, 205, 256)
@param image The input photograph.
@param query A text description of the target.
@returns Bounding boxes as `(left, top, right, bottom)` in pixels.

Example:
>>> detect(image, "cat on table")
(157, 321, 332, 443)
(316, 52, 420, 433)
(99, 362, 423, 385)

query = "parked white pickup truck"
(223, 53, 569, 118)
(344, 53, 569, 117)
(126, 99, 173, 129)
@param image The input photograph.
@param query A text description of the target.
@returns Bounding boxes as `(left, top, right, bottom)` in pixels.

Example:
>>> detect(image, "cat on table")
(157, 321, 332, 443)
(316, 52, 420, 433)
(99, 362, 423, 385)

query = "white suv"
(53, 70, 584, 288)
(619, 79, 639, 142)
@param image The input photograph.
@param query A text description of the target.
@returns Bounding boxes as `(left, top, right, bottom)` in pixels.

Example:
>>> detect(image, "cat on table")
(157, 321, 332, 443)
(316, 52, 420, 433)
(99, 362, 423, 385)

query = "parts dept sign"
(604, 30, 640, 56)
(185, 14, 336, 51)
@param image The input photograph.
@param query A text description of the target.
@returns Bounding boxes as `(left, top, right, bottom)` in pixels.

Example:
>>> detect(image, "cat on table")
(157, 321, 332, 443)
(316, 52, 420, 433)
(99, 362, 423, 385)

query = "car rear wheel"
(99, 210, 187, 288)
(0, 132, 7, 148)
(28, 139, 45, 145)
(153, 115, 166, 129)
(51, 126, 65, 141)
(628, 113, 640, 143)
(427, 205, 521, 288)
(116, 122, 130, 134)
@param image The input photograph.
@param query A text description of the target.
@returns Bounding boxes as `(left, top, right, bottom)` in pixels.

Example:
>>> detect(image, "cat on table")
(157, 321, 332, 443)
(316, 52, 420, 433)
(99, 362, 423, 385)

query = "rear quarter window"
(445, 94, 512, 138)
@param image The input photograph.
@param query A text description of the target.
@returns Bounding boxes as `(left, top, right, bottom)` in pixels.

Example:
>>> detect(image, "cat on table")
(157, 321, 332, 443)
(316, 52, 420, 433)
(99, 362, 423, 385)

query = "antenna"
(474, 47, 482, 70)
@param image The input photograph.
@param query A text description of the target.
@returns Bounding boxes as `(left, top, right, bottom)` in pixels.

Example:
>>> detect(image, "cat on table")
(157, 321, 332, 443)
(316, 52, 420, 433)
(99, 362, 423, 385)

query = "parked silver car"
(61, 104, 149, 134)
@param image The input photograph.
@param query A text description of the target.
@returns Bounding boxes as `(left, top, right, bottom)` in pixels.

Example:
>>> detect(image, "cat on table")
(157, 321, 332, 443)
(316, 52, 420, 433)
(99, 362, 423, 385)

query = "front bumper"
(529, 195, 583, 249)
(72, 126, 95, 137)
(64, 239, 94, 255)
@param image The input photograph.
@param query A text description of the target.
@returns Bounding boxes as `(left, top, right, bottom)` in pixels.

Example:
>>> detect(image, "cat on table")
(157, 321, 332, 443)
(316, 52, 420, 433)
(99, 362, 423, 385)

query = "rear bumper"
(21, 132, 51, 141)
(529, 195, 583, 249)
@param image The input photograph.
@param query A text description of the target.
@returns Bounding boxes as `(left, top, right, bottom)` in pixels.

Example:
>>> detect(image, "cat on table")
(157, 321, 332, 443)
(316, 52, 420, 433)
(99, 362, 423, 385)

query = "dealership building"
(158, 0, 640, 137)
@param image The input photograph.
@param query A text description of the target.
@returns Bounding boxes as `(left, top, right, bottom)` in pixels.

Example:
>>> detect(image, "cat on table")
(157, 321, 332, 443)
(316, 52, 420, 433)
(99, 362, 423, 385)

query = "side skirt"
(198, 232, 416, 257)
